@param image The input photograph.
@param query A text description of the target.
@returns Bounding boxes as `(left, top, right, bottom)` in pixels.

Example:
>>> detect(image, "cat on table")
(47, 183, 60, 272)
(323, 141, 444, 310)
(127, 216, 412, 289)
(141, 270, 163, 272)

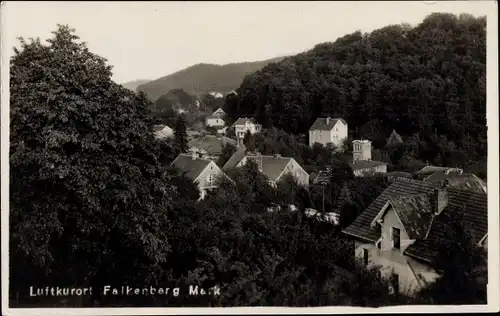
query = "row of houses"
(165, 115, 488, 298)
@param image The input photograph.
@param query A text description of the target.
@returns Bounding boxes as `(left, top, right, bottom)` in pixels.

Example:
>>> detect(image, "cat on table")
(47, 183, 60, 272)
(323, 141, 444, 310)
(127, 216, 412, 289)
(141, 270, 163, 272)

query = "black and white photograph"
(1, 1, 499, 314)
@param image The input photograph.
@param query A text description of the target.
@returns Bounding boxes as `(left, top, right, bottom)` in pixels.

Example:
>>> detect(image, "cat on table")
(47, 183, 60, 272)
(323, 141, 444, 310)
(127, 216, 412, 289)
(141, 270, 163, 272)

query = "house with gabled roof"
(223, 151, 309, 187)
(423, 170, 487, 194)
(309, 117, 348, 148)
(171, 153, 230, 200)
(342, 178, 488, 296)
(212, 107, 226, 116)
(233, 117, 262, 139)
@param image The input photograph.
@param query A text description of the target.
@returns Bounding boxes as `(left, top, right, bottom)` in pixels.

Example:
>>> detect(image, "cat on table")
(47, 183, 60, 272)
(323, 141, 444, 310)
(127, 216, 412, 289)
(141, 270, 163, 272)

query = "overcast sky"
(2, 1, 494, 84)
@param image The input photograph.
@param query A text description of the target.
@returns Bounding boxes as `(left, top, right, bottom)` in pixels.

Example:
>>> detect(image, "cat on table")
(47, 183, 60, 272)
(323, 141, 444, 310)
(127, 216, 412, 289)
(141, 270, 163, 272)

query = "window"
(391, 274, 400, 294)
(377, 241, 381, 249)
(363, 248, 369, 266)
(207, 174, 215, 183)
(392, 227, 401, 249)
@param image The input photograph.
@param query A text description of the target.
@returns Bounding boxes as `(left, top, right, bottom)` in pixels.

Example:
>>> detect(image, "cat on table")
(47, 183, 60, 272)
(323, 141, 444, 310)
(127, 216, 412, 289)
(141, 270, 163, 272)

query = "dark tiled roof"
(350, 160, 387, 170)
(246, 155, 293, 182)
(387, 171, 413, 178)
(424, 171, 487, 193)
(171, 154, 212, 179)
(388, 194, 435, 240)
(342, 179, 488, 263)
(188, 136, 236, 155)
(342, 179, 439, 242)
(404, 188, 488, 262)
(416, 166, 462, 175)
(222, 144, 247, 171)
(309, 117, 347, 131)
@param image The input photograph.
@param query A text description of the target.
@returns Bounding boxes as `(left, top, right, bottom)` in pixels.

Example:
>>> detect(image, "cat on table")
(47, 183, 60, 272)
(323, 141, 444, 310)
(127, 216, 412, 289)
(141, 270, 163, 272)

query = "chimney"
(326, 117, 330, 125)
(431, 188, 448, 216)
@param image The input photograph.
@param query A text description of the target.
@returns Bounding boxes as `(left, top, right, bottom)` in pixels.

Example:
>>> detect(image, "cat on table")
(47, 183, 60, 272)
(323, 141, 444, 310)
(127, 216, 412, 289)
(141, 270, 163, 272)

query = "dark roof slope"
(342, 179, 439, 242)
(388, 194, 434, 240)
(171, 154, 212, 179)
(350, 160, 387, 170)
(404, 188, 488, 262)
(309, 117, 347, 131)
(424, 171, 487, 193)
(386, 129, 404, 147)
(342, 179, 488, 263)
(246, 155, 292, 181)
(222, 144, 247, 171)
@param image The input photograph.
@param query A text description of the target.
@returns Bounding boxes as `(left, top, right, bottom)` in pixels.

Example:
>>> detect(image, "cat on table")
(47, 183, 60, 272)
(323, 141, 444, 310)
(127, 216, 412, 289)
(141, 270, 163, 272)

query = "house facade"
(171, 153, 229, 200)
(234, 117, 262, 139)
(342, 178, 488, 296)
(227, 152, 309, 187)
(350, 140, 387, 177)
(205, 115, 226, 127)
(308, 117, 348, 148)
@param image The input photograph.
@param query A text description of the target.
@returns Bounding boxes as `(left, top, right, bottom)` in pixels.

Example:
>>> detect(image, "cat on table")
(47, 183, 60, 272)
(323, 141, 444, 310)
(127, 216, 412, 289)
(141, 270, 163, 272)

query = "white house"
(350, 139, 387, 177)
(223, 151, 309, 187)
(209, 92, 224, 99)
(205, 115, 226, 127)
(342, 179, 488, 296)
(233, 117, 262, 139)
(171, 153, 229, 200)
(308, 117, 348, 148)
(152, 125, 174, 139)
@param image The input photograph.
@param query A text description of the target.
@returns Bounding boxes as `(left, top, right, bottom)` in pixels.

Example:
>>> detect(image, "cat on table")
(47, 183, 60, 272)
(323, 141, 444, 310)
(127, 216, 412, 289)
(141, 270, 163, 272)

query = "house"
(308, 117, 348, 148)
(342, 178, 488, 296)
(171, 153, 229, 200)
(304, 208, 340, 225)
(152, 124, 174, 139)
(423, 170, 487, 194)
(223, 151, 309, 187)
(188, 135, 238, 160)
(350, 140, 387, 177)
(205, 115, 226, 127)
(385, 130, 404, 148)
(212, 107, 226, 116)
(233, 117, 262, 139)
(415, 165, 463, 178)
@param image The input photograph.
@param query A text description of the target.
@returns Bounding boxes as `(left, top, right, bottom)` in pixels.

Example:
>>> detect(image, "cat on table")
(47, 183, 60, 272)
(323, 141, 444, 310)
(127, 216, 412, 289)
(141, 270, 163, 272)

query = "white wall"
(354, 207, 440, 296)
(206, 117, 225, 127)
(194, 161, 225, 199)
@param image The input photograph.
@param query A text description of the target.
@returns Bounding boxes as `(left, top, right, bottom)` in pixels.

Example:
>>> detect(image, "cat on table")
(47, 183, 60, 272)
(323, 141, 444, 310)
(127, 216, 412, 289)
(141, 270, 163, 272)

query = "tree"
(243, 130, 256, 151)
(9, 25, 180, 305)
(174, 114, 188, 153)
(417, 209, 487, 304)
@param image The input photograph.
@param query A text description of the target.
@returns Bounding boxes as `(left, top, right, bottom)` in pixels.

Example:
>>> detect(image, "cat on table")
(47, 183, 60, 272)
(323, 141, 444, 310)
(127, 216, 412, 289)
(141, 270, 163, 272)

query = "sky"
(2, 1, 495, 84)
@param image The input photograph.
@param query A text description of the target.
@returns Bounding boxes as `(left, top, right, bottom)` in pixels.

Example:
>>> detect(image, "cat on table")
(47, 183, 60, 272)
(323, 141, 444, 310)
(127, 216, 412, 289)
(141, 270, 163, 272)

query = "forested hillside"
(137, 56, 286, 101)
(226, 13, 486, 174)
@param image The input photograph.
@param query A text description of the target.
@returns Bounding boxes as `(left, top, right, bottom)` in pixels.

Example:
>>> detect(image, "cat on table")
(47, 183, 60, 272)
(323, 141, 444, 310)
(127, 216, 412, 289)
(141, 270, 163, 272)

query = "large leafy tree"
(9, 25, 180, 304)
(417, 209, 487, 304)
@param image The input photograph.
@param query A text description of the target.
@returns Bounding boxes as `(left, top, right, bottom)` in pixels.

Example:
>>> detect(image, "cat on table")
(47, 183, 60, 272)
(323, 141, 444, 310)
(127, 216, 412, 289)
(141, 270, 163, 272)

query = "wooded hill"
(137, 56, 286, 101)
(225, 13, 486, 173)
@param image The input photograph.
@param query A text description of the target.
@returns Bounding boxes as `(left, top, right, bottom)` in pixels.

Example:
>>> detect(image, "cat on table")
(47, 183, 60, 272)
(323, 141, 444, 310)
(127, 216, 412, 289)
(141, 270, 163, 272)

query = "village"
(151, 105, 488, 298)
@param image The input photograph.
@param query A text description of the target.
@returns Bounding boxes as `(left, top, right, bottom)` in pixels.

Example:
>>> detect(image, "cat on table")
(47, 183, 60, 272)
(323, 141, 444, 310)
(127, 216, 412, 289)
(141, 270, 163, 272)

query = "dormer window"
(392, 227, 401, 249)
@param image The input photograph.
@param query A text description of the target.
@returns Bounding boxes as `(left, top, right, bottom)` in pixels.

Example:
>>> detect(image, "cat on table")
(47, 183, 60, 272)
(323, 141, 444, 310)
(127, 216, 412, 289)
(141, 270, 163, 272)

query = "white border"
(1, 1, 499, 315)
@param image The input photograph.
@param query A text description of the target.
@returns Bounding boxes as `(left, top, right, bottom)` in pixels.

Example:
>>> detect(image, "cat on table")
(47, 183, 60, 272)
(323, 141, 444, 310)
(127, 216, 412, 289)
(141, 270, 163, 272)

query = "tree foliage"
(9, 24, 184, 303)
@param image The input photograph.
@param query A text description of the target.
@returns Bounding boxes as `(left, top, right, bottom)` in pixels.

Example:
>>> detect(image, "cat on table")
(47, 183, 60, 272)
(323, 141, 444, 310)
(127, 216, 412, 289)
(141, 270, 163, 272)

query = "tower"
(352, 140, 372, 163)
